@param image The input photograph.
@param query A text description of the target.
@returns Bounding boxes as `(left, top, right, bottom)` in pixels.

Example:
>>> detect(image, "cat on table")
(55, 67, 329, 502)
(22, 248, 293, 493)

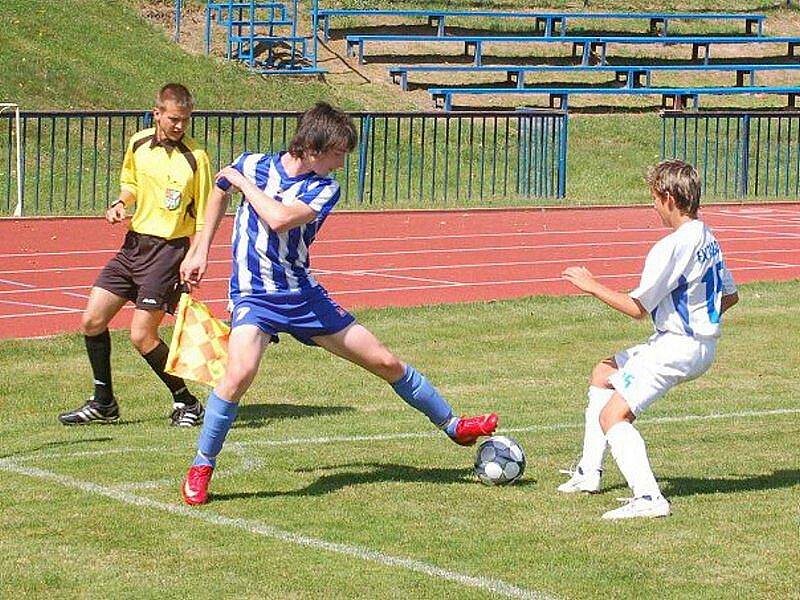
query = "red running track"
(1, 204, 799, 339)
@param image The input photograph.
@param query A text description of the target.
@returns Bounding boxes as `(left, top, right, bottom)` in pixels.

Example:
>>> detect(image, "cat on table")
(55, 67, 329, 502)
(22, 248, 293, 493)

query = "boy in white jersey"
(178, 102, 498, 505)
(559, 160, 738, 520)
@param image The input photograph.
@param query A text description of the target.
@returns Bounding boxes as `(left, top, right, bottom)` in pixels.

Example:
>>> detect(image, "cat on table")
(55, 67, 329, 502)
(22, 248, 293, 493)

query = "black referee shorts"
(95, 230, 190, 314)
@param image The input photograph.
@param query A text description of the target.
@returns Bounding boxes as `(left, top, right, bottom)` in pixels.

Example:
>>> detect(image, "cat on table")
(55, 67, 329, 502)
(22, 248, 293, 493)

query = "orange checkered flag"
(166, 293, 229, 387)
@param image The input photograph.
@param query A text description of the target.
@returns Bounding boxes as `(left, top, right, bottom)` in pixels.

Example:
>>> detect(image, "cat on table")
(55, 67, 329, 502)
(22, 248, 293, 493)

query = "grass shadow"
(234, 403, 355, 428)
(212, 460, 536, 501)
(661, 469, 800, 498)
(0, 436, 115, 459)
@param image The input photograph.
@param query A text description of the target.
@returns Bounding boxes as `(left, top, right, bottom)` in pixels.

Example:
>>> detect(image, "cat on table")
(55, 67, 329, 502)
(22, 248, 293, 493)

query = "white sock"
(577, 386, 612, 474)
(606, 421, 661, 499)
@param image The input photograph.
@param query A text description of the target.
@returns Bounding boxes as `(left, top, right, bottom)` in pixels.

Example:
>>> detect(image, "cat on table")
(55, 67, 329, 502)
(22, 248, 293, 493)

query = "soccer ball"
(474, 435, 526, 485)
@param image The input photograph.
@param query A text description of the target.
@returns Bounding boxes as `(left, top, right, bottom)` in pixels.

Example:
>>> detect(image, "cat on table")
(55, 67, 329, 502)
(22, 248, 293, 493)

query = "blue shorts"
(230, 286, 355, 346)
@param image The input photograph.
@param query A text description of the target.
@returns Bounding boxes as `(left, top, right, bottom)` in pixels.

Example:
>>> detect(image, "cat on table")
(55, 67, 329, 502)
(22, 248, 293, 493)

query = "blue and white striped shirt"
(219, 152, 341, 298)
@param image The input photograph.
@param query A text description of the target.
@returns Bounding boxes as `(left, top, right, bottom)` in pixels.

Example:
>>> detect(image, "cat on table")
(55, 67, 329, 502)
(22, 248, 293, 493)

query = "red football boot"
(182, 465, 214, 506)
(450, 413, 499, 446)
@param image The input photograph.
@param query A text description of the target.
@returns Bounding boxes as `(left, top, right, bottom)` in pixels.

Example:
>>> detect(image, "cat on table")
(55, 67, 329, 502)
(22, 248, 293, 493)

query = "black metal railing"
(662, 111, 800, 199)
(1, 110, 568, 216)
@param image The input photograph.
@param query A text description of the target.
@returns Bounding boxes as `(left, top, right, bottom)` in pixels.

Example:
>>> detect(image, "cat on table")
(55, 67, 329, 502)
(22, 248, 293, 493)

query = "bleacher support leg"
(549, 93, 568, 110)
(790, 93, 797, 108)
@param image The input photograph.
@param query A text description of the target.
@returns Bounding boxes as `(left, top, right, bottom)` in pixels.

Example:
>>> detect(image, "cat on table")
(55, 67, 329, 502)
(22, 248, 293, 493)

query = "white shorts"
(608, 331, 717, 415)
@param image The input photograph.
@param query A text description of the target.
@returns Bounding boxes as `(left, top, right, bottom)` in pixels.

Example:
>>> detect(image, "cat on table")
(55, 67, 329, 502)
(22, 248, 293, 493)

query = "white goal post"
(0, 103, 22, 217)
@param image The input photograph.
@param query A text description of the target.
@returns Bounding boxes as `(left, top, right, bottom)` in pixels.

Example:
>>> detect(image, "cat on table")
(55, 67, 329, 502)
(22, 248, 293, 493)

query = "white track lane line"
(1, 246, 798, 298)
(1, 261, 797, 320)
(0, 459, 553, 600)
(16, 407, 800, 461)
(2, 233, 798, 278)
(2, 215, 799, 260)
(0, 298, 82, 312)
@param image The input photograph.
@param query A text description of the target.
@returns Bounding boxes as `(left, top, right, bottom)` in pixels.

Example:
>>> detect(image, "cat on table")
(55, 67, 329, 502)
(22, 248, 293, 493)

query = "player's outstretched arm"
(181, 186, 228, 287)
(562, 266, 647, 319)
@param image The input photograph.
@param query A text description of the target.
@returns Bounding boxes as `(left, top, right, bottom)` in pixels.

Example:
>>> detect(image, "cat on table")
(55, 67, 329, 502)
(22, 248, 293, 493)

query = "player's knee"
(221, 363, 257, 398)
(589, 361, 614, 387)
(599, 402, 635, 433)
(129, 328, 156, 354)
(81, 312, 106, 337)
(372, 352, 404, 382)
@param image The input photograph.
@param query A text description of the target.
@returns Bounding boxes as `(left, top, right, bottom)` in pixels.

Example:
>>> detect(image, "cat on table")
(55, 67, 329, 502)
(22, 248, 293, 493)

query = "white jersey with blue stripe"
(630, 219, 736, 340)
(224, 152, 341, 298)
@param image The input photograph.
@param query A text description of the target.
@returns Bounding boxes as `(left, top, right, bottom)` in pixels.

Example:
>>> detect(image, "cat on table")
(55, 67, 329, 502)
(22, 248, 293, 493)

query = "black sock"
(85, 330, 114, 404)
(142, 340, 195, 404)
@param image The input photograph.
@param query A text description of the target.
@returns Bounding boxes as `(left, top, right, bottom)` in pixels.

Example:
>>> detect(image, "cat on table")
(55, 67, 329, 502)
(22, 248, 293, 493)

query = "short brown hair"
(646, 160, 701, 216)
(156, 83, 193, 110)
(288, 102, 358, 159)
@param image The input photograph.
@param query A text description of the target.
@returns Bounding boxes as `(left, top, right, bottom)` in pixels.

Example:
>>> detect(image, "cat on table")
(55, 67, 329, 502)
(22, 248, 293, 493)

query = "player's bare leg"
(313, 323, 498, 445)
(183, 325, 269, 505)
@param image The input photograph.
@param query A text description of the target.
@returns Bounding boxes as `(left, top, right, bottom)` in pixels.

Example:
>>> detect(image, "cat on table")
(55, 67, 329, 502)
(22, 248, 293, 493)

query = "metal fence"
(661, 111, 800, 199)
(0, 110, 567, 216)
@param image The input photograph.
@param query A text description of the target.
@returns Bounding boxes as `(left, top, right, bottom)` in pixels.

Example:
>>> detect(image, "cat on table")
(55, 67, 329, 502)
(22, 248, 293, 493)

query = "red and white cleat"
(450, 413, 499, 446)
(182, 465, 214, 506)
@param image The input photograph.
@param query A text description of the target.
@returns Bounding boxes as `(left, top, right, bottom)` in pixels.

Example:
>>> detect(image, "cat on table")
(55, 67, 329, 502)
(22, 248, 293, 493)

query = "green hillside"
(1, 1, 798, 205)
(0, 0, 357, 110)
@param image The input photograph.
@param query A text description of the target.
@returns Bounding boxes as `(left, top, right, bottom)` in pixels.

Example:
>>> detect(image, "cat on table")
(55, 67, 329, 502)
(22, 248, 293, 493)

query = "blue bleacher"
(429, 85, 800, 111)
(206, 1, 323, 73)
(388, 64, 800, 91)
(346, 34, 800, 67)
(316, 9, 766, 41)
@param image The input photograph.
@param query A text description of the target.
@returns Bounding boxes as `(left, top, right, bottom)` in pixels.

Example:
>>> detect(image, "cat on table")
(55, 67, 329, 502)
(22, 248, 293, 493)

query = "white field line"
(15, 407, 800, 462)
(0, 459, 553, 600)
(115, 443, 264, 490)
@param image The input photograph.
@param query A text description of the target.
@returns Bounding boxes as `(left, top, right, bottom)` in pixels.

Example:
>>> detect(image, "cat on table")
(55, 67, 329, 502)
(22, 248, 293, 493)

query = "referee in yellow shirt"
(59, 83, 211, 428)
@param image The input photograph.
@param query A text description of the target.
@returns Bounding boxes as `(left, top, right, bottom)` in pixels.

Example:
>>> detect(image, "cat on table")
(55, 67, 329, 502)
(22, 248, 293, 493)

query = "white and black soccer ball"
(474, 435, 526, 486)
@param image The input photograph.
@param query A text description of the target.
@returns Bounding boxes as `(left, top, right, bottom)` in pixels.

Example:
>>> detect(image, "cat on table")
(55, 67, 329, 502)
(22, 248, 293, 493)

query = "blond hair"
(646, 160, 701, 216)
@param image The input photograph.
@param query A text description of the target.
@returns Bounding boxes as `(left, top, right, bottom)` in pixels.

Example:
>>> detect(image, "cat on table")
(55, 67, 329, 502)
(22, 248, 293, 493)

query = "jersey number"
(701, 262, 724, 324)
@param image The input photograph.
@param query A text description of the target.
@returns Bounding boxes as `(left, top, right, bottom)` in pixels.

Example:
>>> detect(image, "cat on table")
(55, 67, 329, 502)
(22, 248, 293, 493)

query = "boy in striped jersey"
(179, 103, 498, 505)
(559, 160, 738, 520)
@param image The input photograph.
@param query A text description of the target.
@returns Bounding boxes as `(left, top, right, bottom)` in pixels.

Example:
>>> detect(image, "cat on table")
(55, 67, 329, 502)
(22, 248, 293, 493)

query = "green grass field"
(1, 280, 798, 598)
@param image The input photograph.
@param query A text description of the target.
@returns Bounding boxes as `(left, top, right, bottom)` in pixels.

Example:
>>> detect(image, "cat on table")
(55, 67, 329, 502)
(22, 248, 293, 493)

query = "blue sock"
(192, 391, 239, 468)
(391, 364, 454, 428)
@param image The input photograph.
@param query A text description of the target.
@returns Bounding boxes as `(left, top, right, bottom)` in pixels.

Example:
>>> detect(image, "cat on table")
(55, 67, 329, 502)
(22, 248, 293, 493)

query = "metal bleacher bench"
(316, 9, 766, 41)
(428, 85, 800, 111)
(346, 34, 800, 67)
(388, 64, 800, 92)
(205, 2, 289, 55)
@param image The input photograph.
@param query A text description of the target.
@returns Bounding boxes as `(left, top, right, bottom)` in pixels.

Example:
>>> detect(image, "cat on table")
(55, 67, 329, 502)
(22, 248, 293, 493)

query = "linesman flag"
(166, 293, 229, 387)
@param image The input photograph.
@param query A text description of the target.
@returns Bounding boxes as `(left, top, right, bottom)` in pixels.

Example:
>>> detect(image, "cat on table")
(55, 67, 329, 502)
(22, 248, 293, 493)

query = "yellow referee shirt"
(119, 128, 211, 240)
